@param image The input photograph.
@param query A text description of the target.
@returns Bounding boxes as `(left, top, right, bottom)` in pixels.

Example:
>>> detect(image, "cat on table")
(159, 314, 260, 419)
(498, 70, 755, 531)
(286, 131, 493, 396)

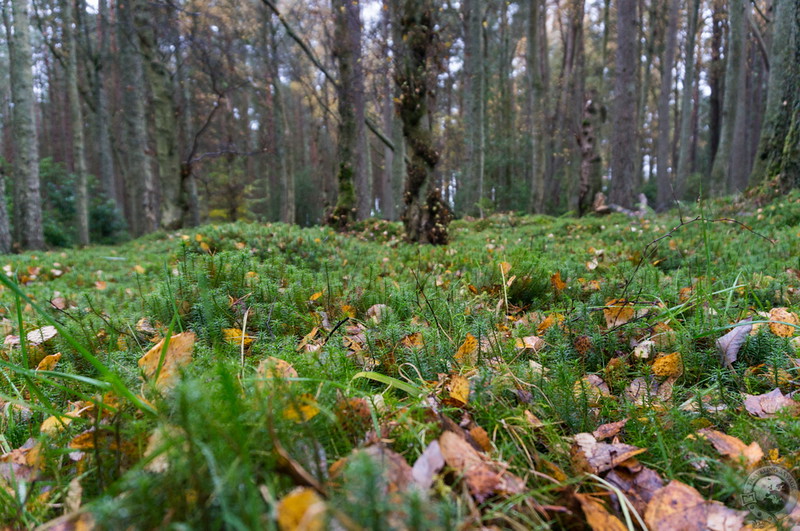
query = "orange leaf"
(138, 331, 196, 391)
(448, 374, 470, 405)
(276, 487, 326, 531)
(603, 299, 635, 328)
(454, 333, 478, 364)
(651, 352, 683, 378)
(551, 272, 567, 292)
(222, 328, 254, 346)
(36, 352, 61, 371)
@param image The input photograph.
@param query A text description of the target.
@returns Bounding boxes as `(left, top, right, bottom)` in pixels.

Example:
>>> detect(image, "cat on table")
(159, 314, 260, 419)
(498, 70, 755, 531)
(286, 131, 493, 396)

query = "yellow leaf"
(235, 242, 247, 250)
(651, 352, 683, 378)
(448, 375, 470, 405)
(200, 242, 211, 253)
(36, 352, 61, 371)
(284, 394, 320, 422)
(454, 333, 478, 364)
(195, 234, 204, 242)
(603, 299, 635, 328)
(257, 356, 298, 383)
(499, 261, 512, 276)
(309, 291, 323, 302)
(551, 272, 567, 292)
(276, 487, 325, 531)
(341, 304, 357, 318)
(41, 415, 72, 436)
(133, 264, 146, 274)
(400, 332, 424, 348)
(222, 328, 254, 346)
(537, 313, 564, 335)
(138, 331, 196, 391)
(768, 307, 799, 337)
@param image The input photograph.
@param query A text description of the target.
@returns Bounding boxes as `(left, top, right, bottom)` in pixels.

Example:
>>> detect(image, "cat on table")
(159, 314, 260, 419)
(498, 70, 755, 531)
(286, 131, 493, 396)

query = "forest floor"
(2, 192, 800, 530)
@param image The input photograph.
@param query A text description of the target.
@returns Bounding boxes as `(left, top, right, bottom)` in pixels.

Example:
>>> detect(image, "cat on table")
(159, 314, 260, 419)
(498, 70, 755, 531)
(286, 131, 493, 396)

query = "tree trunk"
(609, 0, 638, 209)
(577, 94, 603, 216)
(94, 0, 120, 212)
(708, 0, 725, 170)
(329, 0, 368, 227)
(461, 0, 485, 217)
(118, 0, 156, 236)
(526, 0, 546, 213)
(751, 0, 799, 187)
(655, 0, 679, 211)
(379, 4, 396, 221)
(9, 0, 44, 249)
(393, 0, 450, 244)
(63, 0, 89, 245)
(676, 0, 700, 196)
(710, 0, 746, 192)
(267, 15, 293, 225)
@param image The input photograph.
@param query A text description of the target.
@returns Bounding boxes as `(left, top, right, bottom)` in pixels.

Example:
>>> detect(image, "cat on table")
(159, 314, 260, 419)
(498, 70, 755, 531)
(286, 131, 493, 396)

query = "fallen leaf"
(296, 327, 320, 352)
(133, 264, 146, 274)
(604, 299, 635, 328)
(592, 418, 629, 440)
(524, 410, 544, 428)
(94, 280, 107, 290)
(469, 426, 492, 452)
(366, 304, 389, 323)
(574, 374, 612, 405)
(695, 428, 763, 467)
(537, 313, 564, 335)
(743, 388, 800, 418)
(257, 356, 298, 383)
(448, 374, 470, 405)
(276, 487, 325, 531)
(26, 325, 58, 346)
(36, 352, 62, 371)
(138, 331, 196, 391)
(309, 291, 323, 302)
(499, 261, 512, 276)
(644, 480, 747, 531)
(574, 492, 627, 531)
(633, 339, 655, 359)
(515, 335, 544, 352)
(411, 440, 445, 490)
(284, 394, 320, 422)
(222, 328, 254, 346)
(551, 272, 567, 292)
(716, 319, 752, 365)
(571, 433, 647, 474)
(768, 307, 799, 338)
(401, 332, 424, 348)
(439, 430, 525, 503)
(651, 352, 683, 378)
(455, 333, 478, 364)
(605, 460, 665, 514)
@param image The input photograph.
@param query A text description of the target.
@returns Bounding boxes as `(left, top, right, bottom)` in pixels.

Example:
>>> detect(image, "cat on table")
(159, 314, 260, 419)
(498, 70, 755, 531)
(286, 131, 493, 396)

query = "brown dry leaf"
(551, 272, 567, 293)
(0, 439, 43, 485)
(515, 335, 545, 353)
(400, 332, 424, 348)
(411, 440, 445, 490)
(94, 280, 107, 290)
(35, 510, 96, 531)
(644, 480, 747, 531)
(469, 426, 492, 452)
(296, 327, 320, 352)
(574, 375, 612, 405)
(574, 492, 628, 531)
(524, 410, 544, 428)
(743, 388, 800, 418)
(276, 487, 325, 531)
(439, 430, 526, 503)
(366, 304, 389, 323)
(257, 356, 298, 384)
(222, 328, 254, 346)
(359, 445, 414, 494)
(138, 331, 196, 391)
(283, 394, 320, 423)
(571, 433, 647, 474)
(716, 319, 753, 365)
(592, 418, 629, 440)
(448, 374, 470, 405)
(768, 307, 799, 338)
(341, 305, 357, 318)
(499, 261, 512, 276)
(454, 333, 478, 364)
(605, 460, 665, 514)
(625, 376, 673, 407)
(651, 352, 683, 378)
(695, 428, 763, 467)
(36, 352, 61, 371)
(604, 299, 635, 328)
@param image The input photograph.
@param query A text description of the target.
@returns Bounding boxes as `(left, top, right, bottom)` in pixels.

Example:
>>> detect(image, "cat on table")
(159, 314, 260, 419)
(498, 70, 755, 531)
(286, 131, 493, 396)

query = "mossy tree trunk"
(751, 0, 799, 190)
(329, 0, 368, 228)
(392, 0, 451, 244)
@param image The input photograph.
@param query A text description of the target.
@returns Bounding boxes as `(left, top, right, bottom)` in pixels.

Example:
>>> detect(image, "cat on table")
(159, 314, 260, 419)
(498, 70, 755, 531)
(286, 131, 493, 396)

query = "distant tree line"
(0, 0, 797, 250)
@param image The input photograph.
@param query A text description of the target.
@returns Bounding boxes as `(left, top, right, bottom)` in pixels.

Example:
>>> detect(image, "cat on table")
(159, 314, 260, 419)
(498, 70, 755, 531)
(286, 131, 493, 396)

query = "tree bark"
(526, 0, 546, 214)
(63, 0, 89, 245)
(9, 0, 44, 249)
(267, 14, 293, 225)
(609, 0, 638, 209)
(393, 0, 450, 244)
(655, 0, 679, 211)
(93, 0, 120, 212)
(329, 0, 368, 228)
(676, 0, 699, 196)
(461, 0, 485, 217)
(118, 0, 156, 236)
(708, 0, 725, 171)
(751, 0, 799, 187)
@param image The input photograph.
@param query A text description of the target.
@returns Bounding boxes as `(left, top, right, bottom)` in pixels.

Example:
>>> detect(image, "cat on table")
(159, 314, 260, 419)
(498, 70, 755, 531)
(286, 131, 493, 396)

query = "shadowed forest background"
(0, 0, 798, 250)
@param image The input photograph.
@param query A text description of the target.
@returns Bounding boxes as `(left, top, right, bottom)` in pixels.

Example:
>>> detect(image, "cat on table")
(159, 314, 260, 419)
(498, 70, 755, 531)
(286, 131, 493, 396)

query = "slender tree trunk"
(461, 0, 485, 217)
(267, 15, 293, 224)
(9, 0, 44, 249)
(380, 5, 396, 221)
(176, 19, 200, 227)
(655, 0, 679, 211)
(526, 0, 545, 213)
(94, 0, 119, 212)
(711, 0, 746, 192)
(63, 0, 89, 245)
(118, 0, 156, 235)
(708, 0, 725, 170)
(751, 0, 799, 187)
(393, 0, 450, 244)
(610, 0, 638, 209)
(329, 0, 368, 227)
(676, 0, 700, 196)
